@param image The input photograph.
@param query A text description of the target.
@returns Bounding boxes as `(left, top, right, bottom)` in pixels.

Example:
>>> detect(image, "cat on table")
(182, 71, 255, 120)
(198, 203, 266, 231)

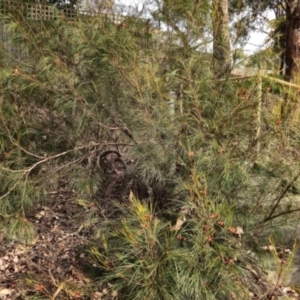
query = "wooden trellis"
(0, 0, 77, 20)
(0, 0, 151, 24)
(0, 0, 151, 65)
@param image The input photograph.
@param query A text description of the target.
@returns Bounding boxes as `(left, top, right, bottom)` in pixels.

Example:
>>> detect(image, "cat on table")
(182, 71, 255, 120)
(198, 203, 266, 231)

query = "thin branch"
(0, 143, 101, 200)
(262, 171, 300, 223)
(0, 179, 22, 202)
(0, 116, 45, 159)
(261, 207, 300, 223)
(0, 138, 136, 201)
(103, 105, 138, 144)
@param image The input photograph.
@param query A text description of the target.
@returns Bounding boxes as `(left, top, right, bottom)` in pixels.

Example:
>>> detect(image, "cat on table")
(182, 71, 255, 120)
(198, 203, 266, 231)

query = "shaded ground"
(0, 189, 114, 300)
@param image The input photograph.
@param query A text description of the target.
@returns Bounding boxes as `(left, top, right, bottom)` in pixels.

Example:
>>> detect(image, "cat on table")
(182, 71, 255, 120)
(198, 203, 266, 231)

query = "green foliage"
(1, 215, 37, 244)
(0, 4, 296, 219)
(1, 1, 300, 296)
(246, 48, 278, 70)
(88, 194, 258, 300)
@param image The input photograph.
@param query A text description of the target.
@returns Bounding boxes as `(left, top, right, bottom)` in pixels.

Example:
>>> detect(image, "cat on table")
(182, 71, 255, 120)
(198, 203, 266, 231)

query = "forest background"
(1, 0, 300, 299)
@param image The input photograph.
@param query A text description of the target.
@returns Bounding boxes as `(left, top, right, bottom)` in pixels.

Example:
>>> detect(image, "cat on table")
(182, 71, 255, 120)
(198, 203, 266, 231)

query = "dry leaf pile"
(0, 190, 100, 299)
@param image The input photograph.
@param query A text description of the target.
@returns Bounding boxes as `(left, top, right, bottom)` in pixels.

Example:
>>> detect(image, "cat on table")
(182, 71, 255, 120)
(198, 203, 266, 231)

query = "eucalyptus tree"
(231, 0, 300, 82)
(284, 0, 300, 81)
(212, 0, 231, 77)
(154, 0, 231, 77)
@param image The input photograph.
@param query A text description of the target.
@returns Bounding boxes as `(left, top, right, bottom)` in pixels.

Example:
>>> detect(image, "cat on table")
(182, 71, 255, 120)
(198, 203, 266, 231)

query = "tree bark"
(285, 0, 300, 82)
(212, 0, 231, 78)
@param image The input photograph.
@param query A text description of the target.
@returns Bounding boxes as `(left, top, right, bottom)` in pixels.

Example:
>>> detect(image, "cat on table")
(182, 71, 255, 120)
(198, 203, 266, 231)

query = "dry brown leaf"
(129, 190, 134, 201)
(236, 226, 244, 238)
(171, 216, 185, 231)
(0, 288, 12, 298)
(261, 245, 276, 251)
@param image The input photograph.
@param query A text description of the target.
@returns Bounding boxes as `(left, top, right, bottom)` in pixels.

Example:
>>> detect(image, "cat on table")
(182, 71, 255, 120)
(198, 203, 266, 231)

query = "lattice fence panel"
(0, 20, 29, 66)
(0, 0, 151, 65)
(26, 3, 56, 20)
(0, 0, 77, 20)
(0, 0, 20, 15)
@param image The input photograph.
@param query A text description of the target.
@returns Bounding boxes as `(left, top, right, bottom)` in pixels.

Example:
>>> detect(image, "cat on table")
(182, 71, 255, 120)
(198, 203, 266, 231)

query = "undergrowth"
(0, 1, 300, 298)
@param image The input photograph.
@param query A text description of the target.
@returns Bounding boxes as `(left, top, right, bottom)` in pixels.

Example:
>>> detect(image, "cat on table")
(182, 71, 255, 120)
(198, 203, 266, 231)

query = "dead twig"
(262, 171, 300, 223)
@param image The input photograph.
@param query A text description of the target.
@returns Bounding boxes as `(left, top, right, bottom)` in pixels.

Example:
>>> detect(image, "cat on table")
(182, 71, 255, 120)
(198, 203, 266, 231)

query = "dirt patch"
(0, 190, 104, 299)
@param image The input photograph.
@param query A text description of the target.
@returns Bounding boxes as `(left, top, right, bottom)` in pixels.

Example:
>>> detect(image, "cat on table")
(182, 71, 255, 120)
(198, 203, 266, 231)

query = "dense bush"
(89, 191, 266, 299)
(1, 2, 300, 298)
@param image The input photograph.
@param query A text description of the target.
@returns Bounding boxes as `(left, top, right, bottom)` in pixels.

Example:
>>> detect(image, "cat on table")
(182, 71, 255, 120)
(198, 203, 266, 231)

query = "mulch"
(0, 190, 113, 300)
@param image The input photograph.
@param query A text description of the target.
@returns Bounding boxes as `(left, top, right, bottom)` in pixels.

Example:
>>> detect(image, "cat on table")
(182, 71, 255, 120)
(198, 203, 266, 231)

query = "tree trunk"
(272, 7, 286, 75)
(285, 0, 300, 82)
(212, 0, 231, 78)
